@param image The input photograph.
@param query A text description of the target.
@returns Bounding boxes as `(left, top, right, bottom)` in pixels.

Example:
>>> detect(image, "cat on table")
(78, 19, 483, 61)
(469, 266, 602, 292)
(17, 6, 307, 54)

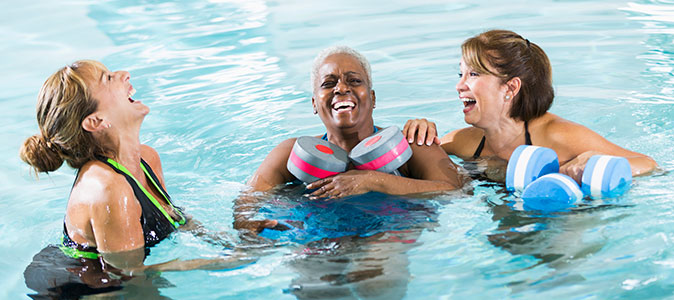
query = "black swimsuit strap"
(524, 120, 532, 145)
(472, 121, 532, 159)
(472, 136, 486, 159)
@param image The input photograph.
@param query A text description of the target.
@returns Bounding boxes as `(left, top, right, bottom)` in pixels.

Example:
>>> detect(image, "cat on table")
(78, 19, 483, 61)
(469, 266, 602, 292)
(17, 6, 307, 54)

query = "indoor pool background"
(1, 0, 674, 299)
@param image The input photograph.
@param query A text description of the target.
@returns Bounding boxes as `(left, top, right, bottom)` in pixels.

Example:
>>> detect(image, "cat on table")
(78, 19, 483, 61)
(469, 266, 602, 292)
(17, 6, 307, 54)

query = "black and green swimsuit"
(25, 157, 186, 298)
(60, 157, 186, 259)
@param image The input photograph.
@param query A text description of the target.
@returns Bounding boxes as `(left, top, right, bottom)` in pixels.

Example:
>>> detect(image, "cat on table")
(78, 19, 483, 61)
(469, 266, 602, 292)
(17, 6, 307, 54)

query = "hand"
(233, 218, 278, 234)
(402, 118, 440, 146)
(306, 170, 376, 199)
(560, 151, 603, 184)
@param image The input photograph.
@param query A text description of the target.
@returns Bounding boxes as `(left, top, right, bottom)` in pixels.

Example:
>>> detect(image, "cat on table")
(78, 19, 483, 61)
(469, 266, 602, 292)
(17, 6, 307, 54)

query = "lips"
(461, 97, 476, 113)
(128, 87, 136, 103)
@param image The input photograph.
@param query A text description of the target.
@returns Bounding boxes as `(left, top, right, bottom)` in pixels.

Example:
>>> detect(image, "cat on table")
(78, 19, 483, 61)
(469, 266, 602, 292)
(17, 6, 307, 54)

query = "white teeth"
(461, 98, 476, 104)
(128, 88, 136, 98)
(332, 101, 355, 110)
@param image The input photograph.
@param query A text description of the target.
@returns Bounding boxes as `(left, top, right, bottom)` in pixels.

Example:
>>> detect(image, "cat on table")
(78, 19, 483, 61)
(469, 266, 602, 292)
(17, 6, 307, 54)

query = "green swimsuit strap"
(106, 158, 186, 228)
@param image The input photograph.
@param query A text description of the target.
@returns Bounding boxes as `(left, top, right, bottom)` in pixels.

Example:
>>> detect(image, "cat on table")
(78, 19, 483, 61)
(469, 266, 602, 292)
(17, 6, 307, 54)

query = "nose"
(334, 79, 349, 95)
(456, 74, 467, 93)
(114, 70, 131, 82)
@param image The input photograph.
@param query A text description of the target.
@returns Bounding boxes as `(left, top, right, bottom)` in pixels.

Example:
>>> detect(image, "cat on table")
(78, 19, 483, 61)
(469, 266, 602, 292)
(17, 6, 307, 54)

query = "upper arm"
(545, 120, 651, 162)
(89, 180, 145, 254)
(405, 143, 462, 189)
(247, 138, 296, 192)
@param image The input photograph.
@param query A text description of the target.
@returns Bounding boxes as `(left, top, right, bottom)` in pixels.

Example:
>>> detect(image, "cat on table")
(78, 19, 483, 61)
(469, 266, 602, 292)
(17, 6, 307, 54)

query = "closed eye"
(321, 81, 336, 88)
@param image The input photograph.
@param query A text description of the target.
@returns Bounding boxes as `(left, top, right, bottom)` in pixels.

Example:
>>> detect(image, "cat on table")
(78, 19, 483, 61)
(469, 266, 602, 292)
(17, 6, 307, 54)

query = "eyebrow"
(321, 71, 362, 79)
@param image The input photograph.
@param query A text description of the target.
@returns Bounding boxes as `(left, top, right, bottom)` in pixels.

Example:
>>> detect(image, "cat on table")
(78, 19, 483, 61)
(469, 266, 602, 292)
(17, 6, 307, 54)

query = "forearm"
(627, 155, 658, 176)
(367, 171, 458, 195)
(142, 256, 253, 272)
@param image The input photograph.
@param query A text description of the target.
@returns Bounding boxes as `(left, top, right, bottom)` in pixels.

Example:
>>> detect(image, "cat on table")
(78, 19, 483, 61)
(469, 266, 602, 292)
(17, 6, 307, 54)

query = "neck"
(325, 119, 375, 152)
(108, 127, 143, 177)
(482, 117, 525, 157)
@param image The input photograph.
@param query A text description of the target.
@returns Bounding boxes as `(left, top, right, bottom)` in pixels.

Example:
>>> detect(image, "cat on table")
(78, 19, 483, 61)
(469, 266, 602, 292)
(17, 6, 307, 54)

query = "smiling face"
(456, 58, 510, 128)
(312, 53, 375, 133)
(85, 63, 148, 129)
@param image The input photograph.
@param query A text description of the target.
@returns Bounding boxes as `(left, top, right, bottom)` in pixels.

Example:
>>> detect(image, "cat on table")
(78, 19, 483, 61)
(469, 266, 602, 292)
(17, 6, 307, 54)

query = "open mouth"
(462, 98, 476, 113)
(332, 101, 355, 112)
(462, 98, 476, 107)
(128, 87, 136, 103)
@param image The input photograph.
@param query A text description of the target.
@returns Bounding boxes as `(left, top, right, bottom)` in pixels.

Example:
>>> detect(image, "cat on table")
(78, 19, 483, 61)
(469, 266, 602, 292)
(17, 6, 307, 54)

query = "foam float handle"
(506, 145, 559, 192)
(287, 136, 349, 183)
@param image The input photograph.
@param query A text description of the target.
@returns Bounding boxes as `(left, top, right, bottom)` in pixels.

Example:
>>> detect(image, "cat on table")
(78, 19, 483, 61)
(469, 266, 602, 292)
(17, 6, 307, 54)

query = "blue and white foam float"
(349, 126, 412, 175)
(506, 145, 632, 211)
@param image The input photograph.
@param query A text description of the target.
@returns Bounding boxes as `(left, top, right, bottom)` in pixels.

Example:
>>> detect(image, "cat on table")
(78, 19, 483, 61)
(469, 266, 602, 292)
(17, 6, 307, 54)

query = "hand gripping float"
(505, 145, 632, 210)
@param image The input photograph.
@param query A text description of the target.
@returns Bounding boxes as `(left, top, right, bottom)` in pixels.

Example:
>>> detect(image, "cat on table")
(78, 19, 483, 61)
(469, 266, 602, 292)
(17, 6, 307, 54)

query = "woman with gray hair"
(236, 46, 464, 233)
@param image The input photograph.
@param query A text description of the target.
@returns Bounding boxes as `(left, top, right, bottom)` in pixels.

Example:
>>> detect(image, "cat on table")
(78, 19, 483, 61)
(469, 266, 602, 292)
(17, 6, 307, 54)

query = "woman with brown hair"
(21, 60, 246, 297)
(404, 29, 657, 182)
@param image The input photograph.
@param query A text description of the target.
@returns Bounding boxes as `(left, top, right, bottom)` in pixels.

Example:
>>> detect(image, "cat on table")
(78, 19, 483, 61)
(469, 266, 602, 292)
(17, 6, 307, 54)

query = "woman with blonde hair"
(21, 60, 245, 297)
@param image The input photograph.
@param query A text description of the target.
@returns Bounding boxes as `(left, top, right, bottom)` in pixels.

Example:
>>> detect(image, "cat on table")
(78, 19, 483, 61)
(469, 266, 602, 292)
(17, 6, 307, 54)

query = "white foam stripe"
(590, 156, 613, 198)
(514, 146, 539, 191)
(545, 173, 583, 200)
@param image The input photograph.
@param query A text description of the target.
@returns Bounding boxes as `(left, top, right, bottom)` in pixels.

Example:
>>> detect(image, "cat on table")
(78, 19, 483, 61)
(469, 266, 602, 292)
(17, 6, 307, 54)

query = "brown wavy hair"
(20, 60, 113, 174)
(462, 29, 554, 121)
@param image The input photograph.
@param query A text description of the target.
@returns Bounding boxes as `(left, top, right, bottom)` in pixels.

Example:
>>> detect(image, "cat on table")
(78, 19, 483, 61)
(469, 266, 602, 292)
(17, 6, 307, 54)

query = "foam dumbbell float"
(287, 136, 350, 183)
(287, 126, 412, 183)
(349, 126, 412, 175)
(506, 145, 632, 210)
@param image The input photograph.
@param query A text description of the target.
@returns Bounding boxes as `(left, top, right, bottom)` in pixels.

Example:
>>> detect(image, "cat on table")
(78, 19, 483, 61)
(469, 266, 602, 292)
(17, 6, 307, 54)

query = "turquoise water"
(1, 0, 674, 298)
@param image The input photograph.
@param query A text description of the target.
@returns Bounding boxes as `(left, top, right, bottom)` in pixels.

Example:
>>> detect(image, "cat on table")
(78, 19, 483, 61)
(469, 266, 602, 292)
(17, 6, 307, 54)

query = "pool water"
(1, 0, 673, 298)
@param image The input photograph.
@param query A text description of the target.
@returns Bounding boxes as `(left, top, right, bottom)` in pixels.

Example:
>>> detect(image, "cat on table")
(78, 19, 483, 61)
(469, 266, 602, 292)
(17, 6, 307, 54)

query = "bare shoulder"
(534, 113, 598, 145)
(248, 137, 297, 190)
(71, 160, 133, 205)
(441, 126, 483, 158)
(68, 161, 138, 232)
(140, 144, 162, 169)
(279, 137, 297, 150)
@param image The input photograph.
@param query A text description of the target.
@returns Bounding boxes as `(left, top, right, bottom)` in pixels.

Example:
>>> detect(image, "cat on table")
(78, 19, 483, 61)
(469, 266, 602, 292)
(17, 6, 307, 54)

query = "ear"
(505, 77, 522, 101)
(311, 97, 317, 113)
(81, 113, 105, 133)
(371, 90, 376, 108)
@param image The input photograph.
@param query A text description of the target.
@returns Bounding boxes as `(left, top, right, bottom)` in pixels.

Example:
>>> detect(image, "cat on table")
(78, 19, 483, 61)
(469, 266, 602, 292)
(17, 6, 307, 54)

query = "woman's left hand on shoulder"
(559, 150, 603, 183)
(306, 170, 376, 200)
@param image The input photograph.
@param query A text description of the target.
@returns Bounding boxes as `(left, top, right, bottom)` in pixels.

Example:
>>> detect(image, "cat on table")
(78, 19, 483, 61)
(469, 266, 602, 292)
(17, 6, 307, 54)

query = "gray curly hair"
(310, 46, 372, 91)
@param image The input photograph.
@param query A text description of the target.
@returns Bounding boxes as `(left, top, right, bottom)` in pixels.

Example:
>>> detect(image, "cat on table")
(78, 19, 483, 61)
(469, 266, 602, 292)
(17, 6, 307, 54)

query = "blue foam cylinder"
(581, 155, 632, 198)
(521, 173, 583, 211)
(506, 145, 560, 192)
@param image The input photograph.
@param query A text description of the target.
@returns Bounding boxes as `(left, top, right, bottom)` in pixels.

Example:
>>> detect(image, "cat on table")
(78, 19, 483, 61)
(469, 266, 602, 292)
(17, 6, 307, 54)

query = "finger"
(402, 120, 411, 139)
(406, 121, 419, 143)
(262, 219, 278, 229)
(309, 184, 330, 199)
(434, 136, 441, 145)
(312, 180, 341, 199)
(306, 178, 328, 190)
(426, 124, 438, 146)
(417, 120, 428, 146)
